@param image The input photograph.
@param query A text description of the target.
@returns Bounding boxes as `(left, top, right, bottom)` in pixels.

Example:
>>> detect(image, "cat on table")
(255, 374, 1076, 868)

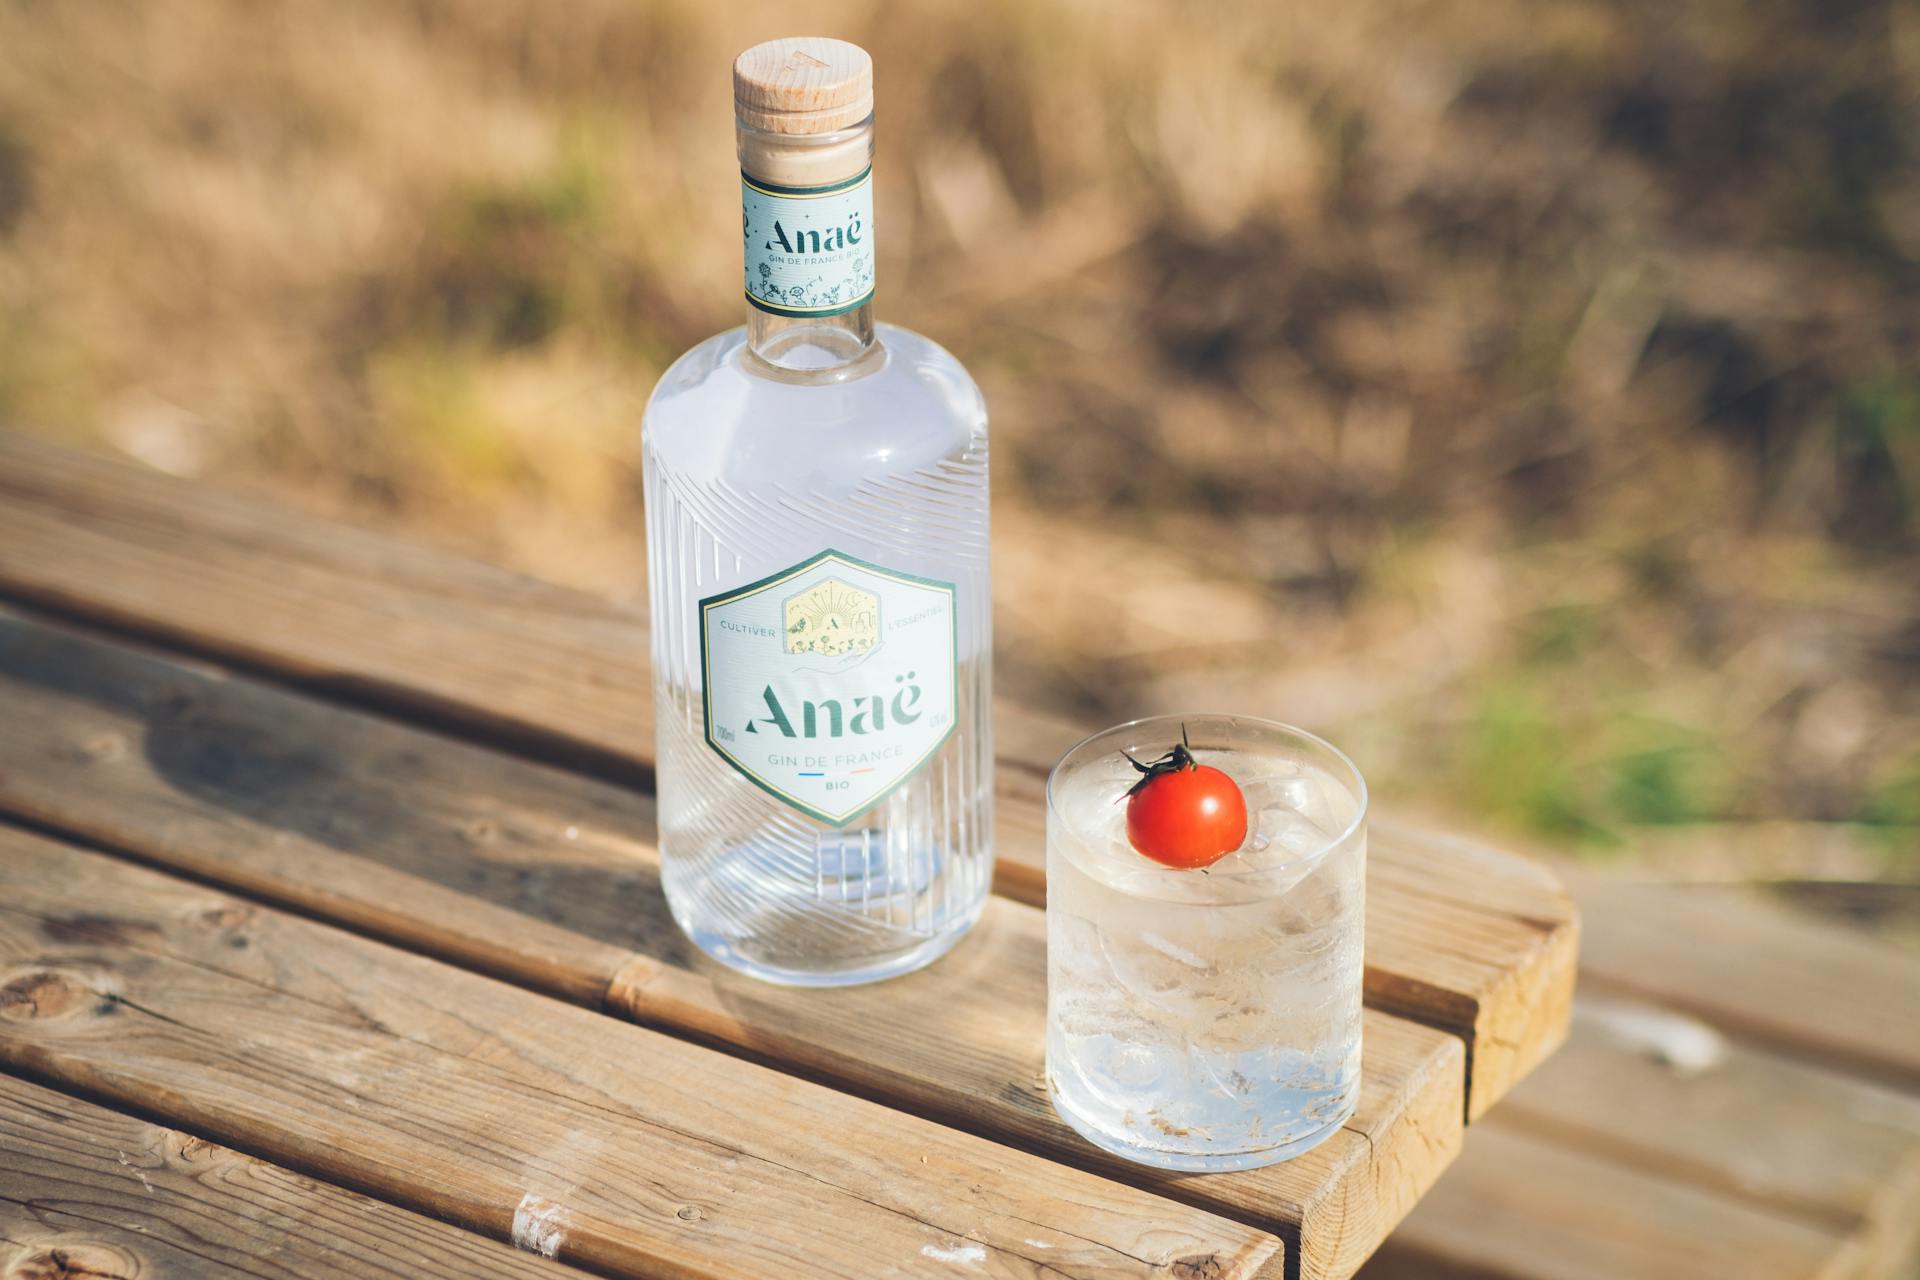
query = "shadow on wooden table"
(3, 613, 697, 964)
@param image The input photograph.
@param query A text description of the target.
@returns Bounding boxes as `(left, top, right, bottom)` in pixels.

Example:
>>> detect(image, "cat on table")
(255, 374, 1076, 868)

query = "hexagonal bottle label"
(699, 549, 958, 826)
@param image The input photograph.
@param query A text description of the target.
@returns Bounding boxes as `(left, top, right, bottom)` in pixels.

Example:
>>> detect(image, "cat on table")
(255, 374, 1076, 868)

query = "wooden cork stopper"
(734, 38, 873, 135)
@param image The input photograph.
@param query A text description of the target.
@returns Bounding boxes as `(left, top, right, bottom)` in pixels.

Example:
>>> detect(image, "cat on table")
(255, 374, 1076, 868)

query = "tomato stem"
(1121, 727, 1201, 799)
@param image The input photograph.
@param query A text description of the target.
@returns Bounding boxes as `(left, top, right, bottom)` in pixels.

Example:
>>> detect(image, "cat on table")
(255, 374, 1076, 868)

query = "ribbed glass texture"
(642, 323, 992, 985)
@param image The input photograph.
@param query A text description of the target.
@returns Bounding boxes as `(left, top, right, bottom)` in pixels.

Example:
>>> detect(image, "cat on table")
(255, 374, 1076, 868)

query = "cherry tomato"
(1122, 738, 1248, 868)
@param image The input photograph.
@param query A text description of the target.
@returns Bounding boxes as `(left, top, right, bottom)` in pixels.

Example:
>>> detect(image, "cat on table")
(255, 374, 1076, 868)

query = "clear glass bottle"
(641, 39, 992, 986)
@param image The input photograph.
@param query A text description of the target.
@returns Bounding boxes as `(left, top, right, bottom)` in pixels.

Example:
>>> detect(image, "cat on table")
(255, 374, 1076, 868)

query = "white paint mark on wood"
(513, 1192, 567, 1258)
(1578, 996, 1726, 1074)
(1025, 1238, 1053, 1250)
(116, 1148, 155, 1194)
(921, 1242, 986, 1265)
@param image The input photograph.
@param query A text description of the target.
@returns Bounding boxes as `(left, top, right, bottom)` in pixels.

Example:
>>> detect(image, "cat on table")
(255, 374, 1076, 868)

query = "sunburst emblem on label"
(783, 578, 879, 657)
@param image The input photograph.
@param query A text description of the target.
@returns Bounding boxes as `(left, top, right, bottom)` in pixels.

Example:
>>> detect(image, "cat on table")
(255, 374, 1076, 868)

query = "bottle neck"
(738, 116, 878, 375)
(747, 297, 875, 371)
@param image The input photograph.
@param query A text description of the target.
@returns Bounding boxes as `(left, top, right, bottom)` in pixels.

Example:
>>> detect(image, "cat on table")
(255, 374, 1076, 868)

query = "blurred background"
(1, 0, 1915, 909)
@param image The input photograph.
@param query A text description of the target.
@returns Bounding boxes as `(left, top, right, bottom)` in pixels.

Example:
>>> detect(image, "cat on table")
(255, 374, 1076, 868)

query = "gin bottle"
(642, 38, 993, 985)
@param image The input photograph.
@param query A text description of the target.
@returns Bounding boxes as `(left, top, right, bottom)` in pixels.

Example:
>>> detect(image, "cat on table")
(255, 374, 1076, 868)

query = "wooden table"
(0, 431, 1578, 1280)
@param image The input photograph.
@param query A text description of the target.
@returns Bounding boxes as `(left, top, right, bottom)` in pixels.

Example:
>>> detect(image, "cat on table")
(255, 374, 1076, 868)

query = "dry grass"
(0, 0, 1915, 873)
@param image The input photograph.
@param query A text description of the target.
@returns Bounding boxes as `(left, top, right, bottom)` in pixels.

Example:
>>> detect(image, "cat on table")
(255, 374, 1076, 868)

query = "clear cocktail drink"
(1046, 714, 1366, 1170)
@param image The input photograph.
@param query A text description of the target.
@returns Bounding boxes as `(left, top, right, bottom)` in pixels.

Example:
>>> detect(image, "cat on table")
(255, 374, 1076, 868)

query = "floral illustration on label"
(742, 168, 876, 319)
(784, 578, 879, 657)
(700, 549, 956, 826)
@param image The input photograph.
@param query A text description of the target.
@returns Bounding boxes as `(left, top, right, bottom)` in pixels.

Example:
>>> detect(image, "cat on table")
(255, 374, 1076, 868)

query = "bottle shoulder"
(648, 328, 983, 443)
(643, 324, 987, 484)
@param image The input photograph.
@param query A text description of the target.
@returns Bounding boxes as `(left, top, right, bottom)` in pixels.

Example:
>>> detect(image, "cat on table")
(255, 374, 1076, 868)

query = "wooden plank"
(0, 829, 1286, 1280)
(0, 432, 651, 782)
(0, 610, 1461, 1280)
(1570, 875, 1920, 1090)
(0, 430, 1576, 1118)
(1354, 1125, 1857, 1280)
(0, 1073, 587, 1280)
(0, 610, 639, 1009)
(1494, 1000, 1920, 1278)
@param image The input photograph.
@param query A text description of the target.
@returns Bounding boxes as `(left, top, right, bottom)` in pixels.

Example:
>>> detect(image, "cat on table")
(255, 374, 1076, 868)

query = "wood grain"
(1353, 1124, 1856, 1280)
(0, 829, 1286, 1280)
(0, 1073, 585, 1280)
(0, 430, 1576, 1118)
(0, 610, 1460, 1280)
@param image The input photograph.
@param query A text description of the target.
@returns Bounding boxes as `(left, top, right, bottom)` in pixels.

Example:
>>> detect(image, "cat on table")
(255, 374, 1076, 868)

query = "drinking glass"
(1045, 713, 1367, 1171)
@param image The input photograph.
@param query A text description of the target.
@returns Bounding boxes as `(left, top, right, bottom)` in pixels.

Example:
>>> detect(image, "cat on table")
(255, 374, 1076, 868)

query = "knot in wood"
(6, 1242, 144, 1279)
(79, 732, 128, 763)
(0, 970, 93, 1021)
(161, 1129, 224, 1168)
(1170, 1257, 1225, 1280)
(200, 905, 252, 929)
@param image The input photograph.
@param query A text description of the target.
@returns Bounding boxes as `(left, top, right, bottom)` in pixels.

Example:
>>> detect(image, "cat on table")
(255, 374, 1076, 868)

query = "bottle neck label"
(742, 167, 875, 319)
(699, 548, 957, 826)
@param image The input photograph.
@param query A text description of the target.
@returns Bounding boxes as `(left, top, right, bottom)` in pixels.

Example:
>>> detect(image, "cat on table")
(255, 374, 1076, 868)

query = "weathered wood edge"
(1365, 818, 1579, 1119)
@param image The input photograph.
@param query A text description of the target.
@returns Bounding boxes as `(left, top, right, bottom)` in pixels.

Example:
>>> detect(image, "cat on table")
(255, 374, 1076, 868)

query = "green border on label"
(743, 288, 876, 320)
(742, 167, 873, 198)
(697, 548, 961, 827)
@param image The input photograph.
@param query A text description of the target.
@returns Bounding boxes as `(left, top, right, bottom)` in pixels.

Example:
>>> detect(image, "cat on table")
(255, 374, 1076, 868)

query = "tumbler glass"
(1046, 713, 1367, 1170)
